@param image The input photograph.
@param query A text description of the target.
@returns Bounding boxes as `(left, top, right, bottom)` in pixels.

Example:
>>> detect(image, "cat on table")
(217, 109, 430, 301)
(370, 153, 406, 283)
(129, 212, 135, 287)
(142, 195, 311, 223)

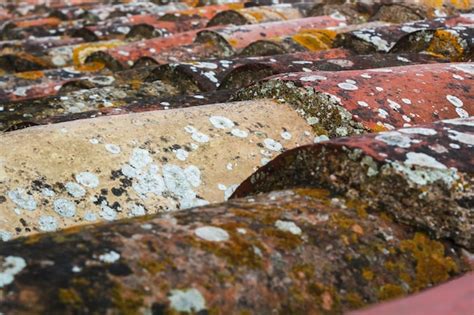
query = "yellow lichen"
(72, 41, 124, 68)
(292, 29, 337, 51)
(362, 269, 374, 281)
(426, 29, 464, 61)
(14, 71, 44, 80)
(58, 288, 83, 306)
(378, 284, 405, 301)
(400, 233, 458, 290)
(345, 292, 365, 308)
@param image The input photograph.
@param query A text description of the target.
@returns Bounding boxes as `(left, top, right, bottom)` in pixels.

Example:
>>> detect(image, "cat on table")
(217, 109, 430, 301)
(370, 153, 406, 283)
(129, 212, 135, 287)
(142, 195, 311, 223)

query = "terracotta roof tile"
(0, 1, 472, 313)
(0, 188, 469, 313)
(232, 117, 474, 248)
(233, 62, 473, 136)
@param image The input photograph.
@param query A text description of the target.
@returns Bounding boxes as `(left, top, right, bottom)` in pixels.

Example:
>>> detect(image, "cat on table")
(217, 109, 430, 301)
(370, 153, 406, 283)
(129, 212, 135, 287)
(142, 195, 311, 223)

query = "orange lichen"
(426, 29, 465, 61)
(14, 71, 44, 80)
(292, 29, 336, 51)
(72, 42, 123, 68)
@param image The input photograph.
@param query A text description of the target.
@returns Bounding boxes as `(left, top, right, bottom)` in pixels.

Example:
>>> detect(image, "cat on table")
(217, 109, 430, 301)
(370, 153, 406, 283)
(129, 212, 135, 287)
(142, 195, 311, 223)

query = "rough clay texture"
(0, 99, 315, 239)
(0, 189, 469, 314)
(233, 63, 474, 137)
(233, 118, 474, 249)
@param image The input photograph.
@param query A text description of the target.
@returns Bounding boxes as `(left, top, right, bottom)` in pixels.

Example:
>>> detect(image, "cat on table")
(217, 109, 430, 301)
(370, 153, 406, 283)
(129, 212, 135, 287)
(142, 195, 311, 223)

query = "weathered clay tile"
(0, 66, 110, 101)
(240, 21, 390, 57)
(0, 99, 316, 237)
(158, 3, 245, 21)
(232, 117, 474, 249)
(206, 3, 307, 26)
(350, 272, 474, 315)
(0, 79, 180, 131)
(308, 1, 370, 24)
(86, 29, 203, 70)
(147, 51, 447, 92)
(71, 2, 189, 22)
(88, 16, 347, 70)
(196, 15, 347, 55)
(36, 89, 235, 127)
(335, 14, 474, 54)
(146, 49, 353, 92)
(233, 62, 474, 137)
(392, 24, 474, 61)
(0, 188, 469, 313)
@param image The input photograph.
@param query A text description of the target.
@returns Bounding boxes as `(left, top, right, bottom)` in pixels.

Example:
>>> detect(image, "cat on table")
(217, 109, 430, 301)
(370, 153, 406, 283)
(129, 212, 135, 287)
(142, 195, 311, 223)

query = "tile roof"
(0, 0, 472, 313)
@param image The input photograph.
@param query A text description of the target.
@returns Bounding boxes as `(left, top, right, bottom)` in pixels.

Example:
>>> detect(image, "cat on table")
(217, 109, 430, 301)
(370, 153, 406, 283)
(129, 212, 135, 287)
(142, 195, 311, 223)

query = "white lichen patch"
(404, 152, 446, 169)
(130, 148, 153, 169)
(0, 231, 11, 242)
(352, 30, 393, 51)
(174, 148, 189, 161)
(184, 126, 209, 143)
(224, 184, 239, 200)
(194, 226, 229, 242)
(38, 215, 58, 232)
(375, 131, 412, 148)
(98, 250, 120, 263)
(314, 135, 329, 143)
(209, 116, 234, 129)
(53, 199, 76, 217)
(357, 101, 369, 107)
(399, 128, 437, 136)
(391, 152, 459, 187)
(230, 128, 248, 138)
(75, 172, 99, 188)
(7, 188, 36, 211)
(128, 204, 146, 217)
(184, 165, 201, 188)
(169, 288, 206, 313)
(263, 138, 282, 152)
(65, 182, 86, 198)
(280, 131, 292, 140)
(105, 143, 121, 154)
(448, 130, 474, 145)
(446, 95, 463, 108)
(99, 201, 117, 221)
(275, 220, 302, 235)
(0, 256, 27, 288)
(337, 82, 358, 91)
(300, 75, 327, 81)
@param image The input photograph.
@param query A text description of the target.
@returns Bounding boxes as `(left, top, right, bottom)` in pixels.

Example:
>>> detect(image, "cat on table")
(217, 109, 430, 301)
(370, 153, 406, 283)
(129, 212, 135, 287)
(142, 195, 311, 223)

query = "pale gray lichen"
(38, 215, 58, 232)
(389, 152, 459, 187)
(75, 172, 100, 188)
(65, 182, 86, 198)
(7, 188, 36, 211)
(209, 116, 234, 129)
(275, 220, 302, 235)
(375, 131, 413, 148)
(194, 226, 229, 242)
(168, 288, 206, 313)
(0, 256, 27, 288)
(98, 250, 120, 263)
(0, 231, 11, 242)
(53, 199, 76, 217)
